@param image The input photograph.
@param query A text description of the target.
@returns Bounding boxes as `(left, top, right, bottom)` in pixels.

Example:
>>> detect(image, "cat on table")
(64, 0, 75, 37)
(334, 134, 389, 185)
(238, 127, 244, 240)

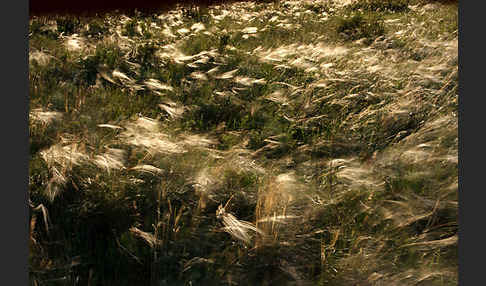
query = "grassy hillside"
(29, 0, 458, 285)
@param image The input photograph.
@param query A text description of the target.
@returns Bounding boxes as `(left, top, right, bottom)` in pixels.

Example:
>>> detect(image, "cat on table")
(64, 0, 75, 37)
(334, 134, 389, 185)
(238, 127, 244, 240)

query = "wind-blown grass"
(29, 0, 457, 285)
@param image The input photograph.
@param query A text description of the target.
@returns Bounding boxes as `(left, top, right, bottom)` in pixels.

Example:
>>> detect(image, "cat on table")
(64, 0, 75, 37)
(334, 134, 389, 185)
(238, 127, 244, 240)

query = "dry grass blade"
(217, 204, 264, 245)
(189, 71, 208, 81)
(30, 108, 62, 126)
(256, 215, 299, 224)
(159, 102, 186, 119)
(30, 215, 38, 245)
(191, 22, 206, 33)
(181, 134, 216, 148)
(130, 227, 161, 248)
(93, 148, 126, 172)
(265, 90, 289, 105)
(118, 115, 186, 154)
(400, 235, 458, 250)
(40, 143, 89, 169)
(241, 26, 258, 34)
(144, 79, 174, 92)
(130, 164, 163, 175)
(183, 257, 214, 273)
(32, 203, 50, 234)
(97, 124, 124, 130)
(63, 34, 86, 52)
(214, 68, 238, 79)
(234, 76, 266, 87)
(29, 51, 54, 66)
(45, 166, 68, 201)
(112, 70, 132, 82)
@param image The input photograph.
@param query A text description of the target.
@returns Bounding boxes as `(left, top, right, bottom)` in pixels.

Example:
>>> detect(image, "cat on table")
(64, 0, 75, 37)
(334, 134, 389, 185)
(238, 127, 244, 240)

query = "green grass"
(29, 1, 458, 285)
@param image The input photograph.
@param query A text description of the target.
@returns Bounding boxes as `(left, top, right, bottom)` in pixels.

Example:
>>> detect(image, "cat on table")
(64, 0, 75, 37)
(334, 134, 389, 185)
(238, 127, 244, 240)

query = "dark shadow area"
(30, 0, 248, 16)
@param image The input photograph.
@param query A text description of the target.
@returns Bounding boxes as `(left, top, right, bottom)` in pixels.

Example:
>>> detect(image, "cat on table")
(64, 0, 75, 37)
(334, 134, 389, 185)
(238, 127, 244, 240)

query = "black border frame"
(4, 0, 29, 285)
(458, 0, 474, 285)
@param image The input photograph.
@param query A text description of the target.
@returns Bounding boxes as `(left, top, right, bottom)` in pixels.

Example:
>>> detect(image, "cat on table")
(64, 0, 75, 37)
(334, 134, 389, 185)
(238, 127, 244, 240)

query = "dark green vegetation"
(29, 0, 458, 285)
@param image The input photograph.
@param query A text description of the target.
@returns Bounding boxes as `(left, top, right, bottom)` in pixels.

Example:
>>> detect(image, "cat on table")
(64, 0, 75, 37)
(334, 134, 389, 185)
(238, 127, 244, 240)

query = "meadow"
(29, 0, 458, 284)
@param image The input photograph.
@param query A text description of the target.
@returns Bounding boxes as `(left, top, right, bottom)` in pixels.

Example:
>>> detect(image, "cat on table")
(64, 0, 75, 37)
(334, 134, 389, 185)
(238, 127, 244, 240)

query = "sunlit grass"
(29, 0, 457, 285)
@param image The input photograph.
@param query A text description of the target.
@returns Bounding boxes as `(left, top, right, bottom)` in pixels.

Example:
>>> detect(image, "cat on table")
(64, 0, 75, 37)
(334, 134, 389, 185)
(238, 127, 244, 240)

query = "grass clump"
(56, 16, 81, 35)
(335, 12, 385, 43)
(347, 0, 410, 13)
(182, 4, 211, 23)
(83, 18, 109, 38)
